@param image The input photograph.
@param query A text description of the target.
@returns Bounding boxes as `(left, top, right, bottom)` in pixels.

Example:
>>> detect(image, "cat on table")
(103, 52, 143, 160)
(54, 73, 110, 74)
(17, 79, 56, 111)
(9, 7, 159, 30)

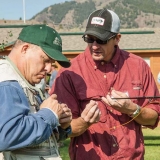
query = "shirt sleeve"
(0, 81, 58, 151)
(140, 61, 160, 128)
(51, 70, 81, 119)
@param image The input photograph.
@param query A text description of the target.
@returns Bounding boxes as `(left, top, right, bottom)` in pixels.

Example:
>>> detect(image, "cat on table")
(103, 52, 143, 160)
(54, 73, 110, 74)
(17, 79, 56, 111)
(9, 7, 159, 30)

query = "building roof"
(0, 25, 160, 52)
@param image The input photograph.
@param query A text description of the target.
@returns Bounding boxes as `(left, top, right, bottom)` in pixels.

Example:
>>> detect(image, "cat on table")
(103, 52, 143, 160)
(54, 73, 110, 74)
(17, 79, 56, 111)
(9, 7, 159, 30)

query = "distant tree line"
(31, 0, 160, 29)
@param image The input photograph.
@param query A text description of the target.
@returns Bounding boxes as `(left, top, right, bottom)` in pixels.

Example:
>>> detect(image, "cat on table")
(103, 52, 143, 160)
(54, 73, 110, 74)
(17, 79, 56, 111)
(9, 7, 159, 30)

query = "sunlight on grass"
(59, 139, 70, 160)
(59, 126, 160, 160)
(143, 126, 160, 160)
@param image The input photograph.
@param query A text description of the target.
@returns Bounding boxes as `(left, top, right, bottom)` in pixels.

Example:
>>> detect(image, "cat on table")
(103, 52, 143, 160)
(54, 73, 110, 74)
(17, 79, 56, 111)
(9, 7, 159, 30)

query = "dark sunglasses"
(83, 34, 116, 44)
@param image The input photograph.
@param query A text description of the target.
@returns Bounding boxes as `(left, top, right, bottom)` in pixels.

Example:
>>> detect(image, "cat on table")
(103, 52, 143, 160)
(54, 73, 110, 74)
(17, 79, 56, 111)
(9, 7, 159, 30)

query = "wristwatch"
(58, 125, 72, 141)
(64, 125, 72, 137)
(129, 104, 141, 118)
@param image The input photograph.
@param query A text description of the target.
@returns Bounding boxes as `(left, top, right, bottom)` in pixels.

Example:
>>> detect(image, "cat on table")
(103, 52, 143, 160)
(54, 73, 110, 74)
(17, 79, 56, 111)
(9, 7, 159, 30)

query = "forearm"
(69, 117, 90, 137)
(0, 109, 57, 151)
(133, 107, 158, 126)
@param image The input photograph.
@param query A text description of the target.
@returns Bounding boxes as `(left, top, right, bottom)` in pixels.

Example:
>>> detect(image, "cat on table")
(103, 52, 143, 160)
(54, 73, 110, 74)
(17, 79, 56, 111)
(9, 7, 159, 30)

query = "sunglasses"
(83, 34, 116, 44)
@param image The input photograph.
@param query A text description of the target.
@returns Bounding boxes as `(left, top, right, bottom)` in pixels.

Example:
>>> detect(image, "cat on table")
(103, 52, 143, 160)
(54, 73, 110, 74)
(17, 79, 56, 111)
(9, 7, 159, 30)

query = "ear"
(114, 33, 121, 45)
(21, 43, 29, 55)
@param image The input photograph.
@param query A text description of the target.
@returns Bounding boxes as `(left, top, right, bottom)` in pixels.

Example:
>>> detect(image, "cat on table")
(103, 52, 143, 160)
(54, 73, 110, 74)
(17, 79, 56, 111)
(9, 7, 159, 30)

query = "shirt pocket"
(131, 80, 142, 90)
(131, 80, 142, 103)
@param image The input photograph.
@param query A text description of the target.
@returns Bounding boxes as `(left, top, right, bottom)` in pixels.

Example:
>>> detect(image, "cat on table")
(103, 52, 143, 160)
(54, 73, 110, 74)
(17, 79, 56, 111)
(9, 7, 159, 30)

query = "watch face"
(66, 126, 72, 135)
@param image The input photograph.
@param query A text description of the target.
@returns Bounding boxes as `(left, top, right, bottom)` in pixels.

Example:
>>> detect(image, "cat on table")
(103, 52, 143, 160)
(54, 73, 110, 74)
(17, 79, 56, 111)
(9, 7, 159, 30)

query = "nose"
(92, 41, 100, 49)
(45, 63, 52, 73)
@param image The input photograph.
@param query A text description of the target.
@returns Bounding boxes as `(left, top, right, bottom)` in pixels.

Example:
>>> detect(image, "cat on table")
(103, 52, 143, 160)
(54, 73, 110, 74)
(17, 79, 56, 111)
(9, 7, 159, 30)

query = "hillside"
(1, 0, 160, 32)
(30, 0, 160, 30)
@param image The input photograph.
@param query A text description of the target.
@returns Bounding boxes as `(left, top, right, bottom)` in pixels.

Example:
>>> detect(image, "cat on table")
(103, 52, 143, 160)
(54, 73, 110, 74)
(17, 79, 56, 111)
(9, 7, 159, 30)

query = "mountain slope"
(31, 0, 160, 29)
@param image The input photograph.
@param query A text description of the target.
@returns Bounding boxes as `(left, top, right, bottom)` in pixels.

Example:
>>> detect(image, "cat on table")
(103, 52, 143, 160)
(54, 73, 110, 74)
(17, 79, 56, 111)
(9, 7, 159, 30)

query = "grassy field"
(59, 139, 70, 160)
(143, 126, 160, 160)
(59, 126, 160, 160)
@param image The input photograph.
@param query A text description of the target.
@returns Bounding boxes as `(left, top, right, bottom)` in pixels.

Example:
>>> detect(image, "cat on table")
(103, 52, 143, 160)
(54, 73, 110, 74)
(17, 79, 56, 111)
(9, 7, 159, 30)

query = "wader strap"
(12, 147, 57, 156)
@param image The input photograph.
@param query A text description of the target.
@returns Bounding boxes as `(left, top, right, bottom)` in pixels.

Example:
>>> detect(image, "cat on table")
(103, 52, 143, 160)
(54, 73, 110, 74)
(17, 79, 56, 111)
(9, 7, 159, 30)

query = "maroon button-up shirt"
(52, 46, 160, 160)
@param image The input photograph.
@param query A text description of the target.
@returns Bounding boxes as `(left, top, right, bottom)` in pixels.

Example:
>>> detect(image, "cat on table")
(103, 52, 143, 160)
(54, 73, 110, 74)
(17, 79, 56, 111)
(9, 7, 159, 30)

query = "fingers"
(40, 96, 72, 128)
(59, 115, 72, 124)
(110, 90, 129, 99)
(81, 105, 97, 122)
(40, 96, 66, 119)
(81, 100, 96, 118)
(102, 89, 129, 106)
(60, 108, 72, 119)
(60, 103, 69, 110)
(106, 94, 122, 106)
(59, 103, 71, 118)
(101, 96, 110, 105)
(81, 100, 96, 120)
(50, 94, 57, 100)
(102, 90, 133, 114)
(59, 103, 72, 129)
(103, 93, 125, 111)
(59, 103, 72, 124)
(81, 100, 101, 124)
(89, 108, 101, 123)
(53, 103, 64, 119)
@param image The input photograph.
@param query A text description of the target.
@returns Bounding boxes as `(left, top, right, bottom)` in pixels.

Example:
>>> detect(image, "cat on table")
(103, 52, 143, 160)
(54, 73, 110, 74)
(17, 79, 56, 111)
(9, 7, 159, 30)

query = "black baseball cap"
(83, 9, 120, 41)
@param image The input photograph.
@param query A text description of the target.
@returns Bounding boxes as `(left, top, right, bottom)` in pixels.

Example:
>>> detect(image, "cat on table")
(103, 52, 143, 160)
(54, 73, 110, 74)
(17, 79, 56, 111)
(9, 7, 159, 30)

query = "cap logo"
(91, 17, 105, 26)
(53, 37, 62, 47)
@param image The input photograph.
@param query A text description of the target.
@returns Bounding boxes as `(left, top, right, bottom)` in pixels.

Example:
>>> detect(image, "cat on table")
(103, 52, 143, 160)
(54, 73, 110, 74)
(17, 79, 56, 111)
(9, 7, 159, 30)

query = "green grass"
(143, 126, 160, 160)
(59, 139, 70, 160)
(59, 127, 160, 160)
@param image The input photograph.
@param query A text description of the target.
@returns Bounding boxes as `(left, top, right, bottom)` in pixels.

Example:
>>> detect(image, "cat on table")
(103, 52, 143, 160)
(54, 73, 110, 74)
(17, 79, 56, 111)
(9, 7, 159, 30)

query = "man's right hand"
(40, 94, 64, 119)
(69, 100, 101, 137)
(81, 100, 101, 124)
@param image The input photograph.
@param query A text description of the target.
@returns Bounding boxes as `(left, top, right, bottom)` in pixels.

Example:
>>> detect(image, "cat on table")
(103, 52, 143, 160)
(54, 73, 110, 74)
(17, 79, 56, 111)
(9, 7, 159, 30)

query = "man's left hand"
(101, 89, 137, 115)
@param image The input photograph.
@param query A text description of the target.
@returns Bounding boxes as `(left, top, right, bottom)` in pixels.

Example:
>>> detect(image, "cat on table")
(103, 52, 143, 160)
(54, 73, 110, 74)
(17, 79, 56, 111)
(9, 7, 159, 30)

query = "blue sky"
(0, 0, 71, 20)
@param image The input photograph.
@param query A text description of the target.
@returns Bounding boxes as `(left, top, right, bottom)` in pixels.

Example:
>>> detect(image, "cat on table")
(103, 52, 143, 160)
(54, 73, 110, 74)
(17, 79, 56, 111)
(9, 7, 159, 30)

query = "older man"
(0, 25, 72, 160)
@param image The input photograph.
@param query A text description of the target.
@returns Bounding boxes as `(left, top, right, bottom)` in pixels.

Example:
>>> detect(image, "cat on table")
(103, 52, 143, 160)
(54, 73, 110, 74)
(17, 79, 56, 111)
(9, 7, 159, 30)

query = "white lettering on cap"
(53, 37, 62, 47)
(91, 17, 105, 26)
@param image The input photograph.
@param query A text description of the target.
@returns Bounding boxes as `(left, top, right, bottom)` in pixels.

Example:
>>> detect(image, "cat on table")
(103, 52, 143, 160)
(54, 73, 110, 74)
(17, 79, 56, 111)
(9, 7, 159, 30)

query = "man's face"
(86, 35, 119, 62)
(21, 44, 54, 85)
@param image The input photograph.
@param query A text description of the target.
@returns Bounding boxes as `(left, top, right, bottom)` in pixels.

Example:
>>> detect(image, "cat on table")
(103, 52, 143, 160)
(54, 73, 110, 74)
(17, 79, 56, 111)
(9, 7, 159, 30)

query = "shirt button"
(101, 61, 104, 65)
(113, 144, 117, 147)
(110, 109, 113, 112)
(104, 75, 106, 78)
(114, 64, 117, 68)
(94, 66, 97, 69)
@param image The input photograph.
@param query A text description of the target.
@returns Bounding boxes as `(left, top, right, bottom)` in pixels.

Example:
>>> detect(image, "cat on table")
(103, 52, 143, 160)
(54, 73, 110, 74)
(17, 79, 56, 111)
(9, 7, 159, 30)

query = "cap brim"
(41, 46, 71, 68)
(84, 27, 114, 41)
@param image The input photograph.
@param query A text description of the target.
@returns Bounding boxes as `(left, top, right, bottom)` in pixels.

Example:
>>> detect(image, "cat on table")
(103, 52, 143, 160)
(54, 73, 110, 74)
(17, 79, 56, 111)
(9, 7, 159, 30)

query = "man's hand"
(81, 100, 101, 124)
(101, 90, 137, 115)
(40, 94, 64, 119)
(101, 89, 159, 126)
(59, 103, 72, 129)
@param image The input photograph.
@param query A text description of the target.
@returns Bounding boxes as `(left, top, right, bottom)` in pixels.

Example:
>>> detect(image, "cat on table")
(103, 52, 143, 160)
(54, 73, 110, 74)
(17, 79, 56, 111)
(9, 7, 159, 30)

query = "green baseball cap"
(18, 25, 70, 68)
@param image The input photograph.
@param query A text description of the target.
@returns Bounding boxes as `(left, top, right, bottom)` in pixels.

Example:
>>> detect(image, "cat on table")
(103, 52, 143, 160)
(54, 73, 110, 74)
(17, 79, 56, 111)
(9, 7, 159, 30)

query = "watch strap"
(129, 104, 141, 118)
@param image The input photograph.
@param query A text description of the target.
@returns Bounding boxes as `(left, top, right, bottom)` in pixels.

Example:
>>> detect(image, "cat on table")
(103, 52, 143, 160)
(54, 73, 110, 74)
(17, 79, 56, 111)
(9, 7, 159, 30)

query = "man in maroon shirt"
(51, 9, 160, 160)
